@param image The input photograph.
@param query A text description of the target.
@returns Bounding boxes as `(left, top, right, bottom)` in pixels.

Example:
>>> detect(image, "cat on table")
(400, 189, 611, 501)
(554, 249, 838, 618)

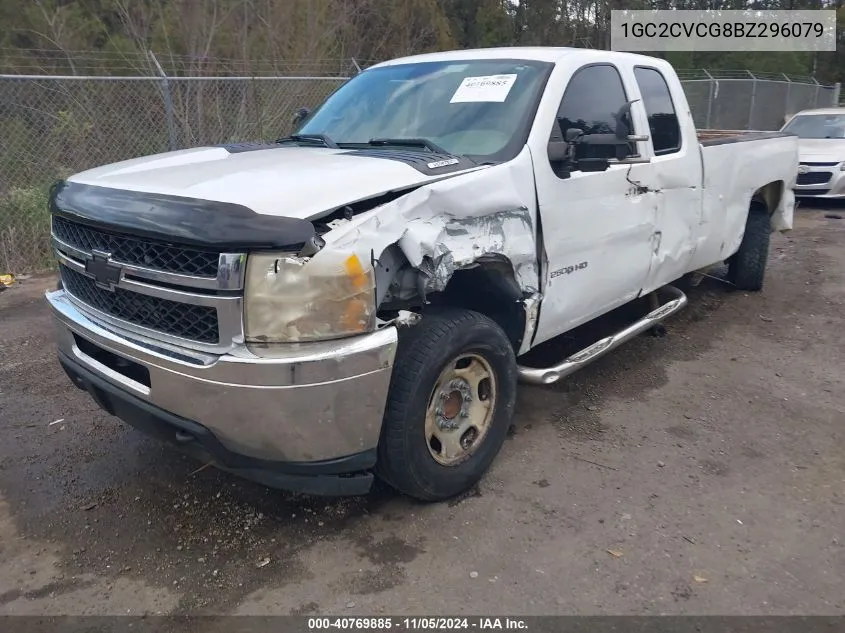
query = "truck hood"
(797, 138, 845, 164)
(68, 144, 475, 220)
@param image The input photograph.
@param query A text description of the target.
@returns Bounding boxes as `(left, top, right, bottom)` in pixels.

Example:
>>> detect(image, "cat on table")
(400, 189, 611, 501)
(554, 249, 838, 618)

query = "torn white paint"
(519, 294, 542, 355)
(315, 146, 540, 299)
(394, 310, 422, 327)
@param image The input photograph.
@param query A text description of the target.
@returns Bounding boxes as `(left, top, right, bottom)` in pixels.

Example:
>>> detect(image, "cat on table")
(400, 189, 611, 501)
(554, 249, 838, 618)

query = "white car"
(782, 107, 845, 199)
(46, 47, 798, 501)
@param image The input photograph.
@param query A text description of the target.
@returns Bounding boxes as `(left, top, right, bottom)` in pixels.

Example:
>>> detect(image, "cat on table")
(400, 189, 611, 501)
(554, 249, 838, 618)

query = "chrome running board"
(517, 285, 688, 385)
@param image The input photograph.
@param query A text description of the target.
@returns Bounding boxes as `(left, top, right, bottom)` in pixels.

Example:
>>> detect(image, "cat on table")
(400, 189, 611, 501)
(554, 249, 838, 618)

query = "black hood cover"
(50, 180, 316, 251)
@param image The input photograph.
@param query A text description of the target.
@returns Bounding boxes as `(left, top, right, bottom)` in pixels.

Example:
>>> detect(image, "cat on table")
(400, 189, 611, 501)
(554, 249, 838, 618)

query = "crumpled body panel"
(318, 147, 540, 296)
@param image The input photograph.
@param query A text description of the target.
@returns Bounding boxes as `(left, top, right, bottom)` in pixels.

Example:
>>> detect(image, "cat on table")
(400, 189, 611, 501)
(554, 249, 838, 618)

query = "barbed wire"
(0, 48, 380, 77)
(0, 48, 835, 85)
(675, 68, 826, 84)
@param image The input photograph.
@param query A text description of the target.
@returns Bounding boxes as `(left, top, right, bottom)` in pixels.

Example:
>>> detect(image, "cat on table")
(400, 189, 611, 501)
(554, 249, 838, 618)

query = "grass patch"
(0, 183, 56, 274)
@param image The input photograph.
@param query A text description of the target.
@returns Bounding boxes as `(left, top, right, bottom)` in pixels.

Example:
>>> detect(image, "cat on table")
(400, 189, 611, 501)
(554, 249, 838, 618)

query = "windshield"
(782, 114, 845, 139)
(297, 59, 553, 161)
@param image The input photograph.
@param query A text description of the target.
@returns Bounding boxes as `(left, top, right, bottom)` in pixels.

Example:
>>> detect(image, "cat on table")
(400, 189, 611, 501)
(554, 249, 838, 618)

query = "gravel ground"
(0, 206, 843, 616)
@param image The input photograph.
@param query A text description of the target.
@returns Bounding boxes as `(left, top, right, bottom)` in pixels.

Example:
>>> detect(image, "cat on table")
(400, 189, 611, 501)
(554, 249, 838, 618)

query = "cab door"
(531, 63, 659, 348)
(631, 65, 703, 293)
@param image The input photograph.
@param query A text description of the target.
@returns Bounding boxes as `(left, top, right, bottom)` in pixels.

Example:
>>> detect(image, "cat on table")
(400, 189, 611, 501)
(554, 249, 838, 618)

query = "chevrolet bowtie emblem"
(85, 250, 122, 291)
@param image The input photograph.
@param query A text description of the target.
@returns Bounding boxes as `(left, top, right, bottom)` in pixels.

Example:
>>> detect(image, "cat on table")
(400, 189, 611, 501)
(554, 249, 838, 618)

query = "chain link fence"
(679, 70, 841, 131)
(0, 74, 345, 274)
(0, 70, 840, 274)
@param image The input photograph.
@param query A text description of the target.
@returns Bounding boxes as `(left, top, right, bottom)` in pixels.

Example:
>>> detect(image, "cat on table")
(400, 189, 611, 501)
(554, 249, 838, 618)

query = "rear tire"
(376, 308, 517, 501)
(728, 206, 770, 291)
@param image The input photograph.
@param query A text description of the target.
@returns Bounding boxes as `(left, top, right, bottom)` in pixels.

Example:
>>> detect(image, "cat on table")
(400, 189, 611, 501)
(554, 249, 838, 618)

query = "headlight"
(244, 250, 376, 343)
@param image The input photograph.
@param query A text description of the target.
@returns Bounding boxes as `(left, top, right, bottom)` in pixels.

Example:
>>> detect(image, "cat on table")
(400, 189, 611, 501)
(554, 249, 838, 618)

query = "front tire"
(376, 308, 517, 501)
(728, 206, 770, 291)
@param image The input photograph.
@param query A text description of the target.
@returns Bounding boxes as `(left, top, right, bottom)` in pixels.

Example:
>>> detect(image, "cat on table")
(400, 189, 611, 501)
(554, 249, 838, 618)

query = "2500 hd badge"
(550, 261, 589, 278)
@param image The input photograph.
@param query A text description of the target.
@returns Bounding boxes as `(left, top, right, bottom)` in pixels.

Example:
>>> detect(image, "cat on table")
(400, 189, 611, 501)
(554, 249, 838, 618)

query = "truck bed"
(687, 130, 799, 273)
(697, 130, 794, 145)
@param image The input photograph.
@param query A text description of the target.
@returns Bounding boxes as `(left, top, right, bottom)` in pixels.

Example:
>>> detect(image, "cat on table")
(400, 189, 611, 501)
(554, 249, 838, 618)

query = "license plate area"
(72, 333, 151, 388)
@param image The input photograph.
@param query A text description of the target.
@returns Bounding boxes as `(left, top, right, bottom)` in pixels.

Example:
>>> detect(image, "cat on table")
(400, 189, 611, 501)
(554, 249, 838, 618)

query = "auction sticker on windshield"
(450, 74, 517, 103)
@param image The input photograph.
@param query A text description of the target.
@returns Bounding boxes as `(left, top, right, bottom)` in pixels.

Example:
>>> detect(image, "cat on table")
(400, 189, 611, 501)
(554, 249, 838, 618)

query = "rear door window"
(634, 67, 681, 155)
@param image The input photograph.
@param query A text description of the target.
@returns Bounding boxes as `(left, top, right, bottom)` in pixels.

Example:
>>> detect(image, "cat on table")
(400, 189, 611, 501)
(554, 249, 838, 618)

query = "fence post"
(812, 76, 820, 109)
(704, 69, 714, 129)
(834, 83, 842, 106)
(783, 74, 792, 126)
(149, 50, 178, 151)
(747, 71, 757, 130)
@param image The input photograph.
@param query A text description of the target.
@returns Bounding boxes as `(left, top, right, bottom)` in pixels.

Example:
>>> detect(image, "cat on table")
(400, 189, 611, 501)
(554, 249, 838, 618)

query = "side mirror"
(292, 107, 311, 127)
(547, 141, 569, 162)
(547, 117, 651, 178)
(577, 133, 631, 163)
(548, 128, 613, 174)
(548, 127, 584, 163)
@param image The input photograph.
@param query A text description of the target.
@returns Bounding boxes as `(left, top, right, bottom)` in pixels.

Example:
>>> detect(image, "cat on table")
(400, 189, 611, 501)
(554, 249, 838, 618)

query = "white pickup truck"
(46, 47, 798, 501)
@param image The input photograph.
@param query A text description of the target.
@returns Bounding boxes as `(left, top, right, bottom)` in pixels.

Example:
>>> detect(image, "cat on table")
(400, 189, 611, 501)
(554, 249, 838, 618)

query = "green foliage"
(0, 183, 55, 274)
(0, 184, 51, 229)
(0, 0, 841, 84)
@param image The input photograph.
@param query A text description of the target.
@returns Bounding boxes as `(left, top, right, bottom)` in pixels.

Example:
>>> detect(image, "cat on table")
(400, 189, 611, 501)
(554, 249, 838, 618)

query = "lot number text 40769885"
(306, 617, 529, 630)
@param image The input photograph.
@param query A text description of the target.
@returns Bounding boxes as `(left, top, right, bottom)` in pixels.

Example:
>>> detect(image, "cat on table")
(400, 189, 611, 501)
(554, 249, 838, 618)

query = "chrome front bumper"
(47, 289, 398, 465)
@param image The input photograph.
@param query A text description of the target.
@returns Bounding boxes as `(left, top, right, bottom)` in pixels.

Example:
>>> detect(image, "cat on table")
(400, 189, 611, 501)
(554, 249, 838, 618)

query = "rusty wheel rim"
(424, 353, 497, 466)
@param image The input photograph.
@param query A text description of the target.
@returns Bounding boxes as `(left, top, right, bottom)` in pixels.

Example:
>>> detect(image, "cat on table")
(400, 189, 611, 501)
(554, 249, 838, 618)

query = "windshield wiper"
(367, 137, 451, 154)
(276, 133, 339, 148)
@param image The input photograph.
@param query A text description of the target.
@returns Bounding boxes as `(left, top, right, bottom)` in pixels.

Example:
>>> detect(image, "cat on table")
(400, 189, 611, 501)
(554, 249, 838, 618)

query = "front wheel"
(376, 308, 518, 501)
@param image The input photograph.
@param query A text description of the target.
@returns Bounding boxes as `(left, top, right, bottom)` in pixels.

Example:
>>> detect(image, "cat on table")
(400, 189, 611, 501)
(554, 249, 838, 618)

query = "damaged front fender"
(316, 148, 541, 300)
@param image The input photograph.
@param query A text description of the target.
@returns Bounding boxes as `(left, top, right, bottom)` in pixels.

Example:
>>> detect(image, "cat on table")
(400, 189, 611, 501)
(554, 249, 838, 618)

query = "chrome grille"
(60, 265, 220, 344)
(53, 216, 219, 277)
(51, 215, 245, 352)
(796, 172, 832, 186)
